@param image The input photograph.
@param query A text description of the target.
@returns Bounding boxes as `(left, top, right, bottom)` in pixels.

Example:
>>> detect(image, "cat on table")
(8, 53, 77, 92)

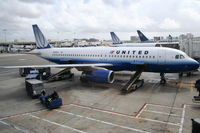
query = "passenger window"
(175, 55, 179, 59)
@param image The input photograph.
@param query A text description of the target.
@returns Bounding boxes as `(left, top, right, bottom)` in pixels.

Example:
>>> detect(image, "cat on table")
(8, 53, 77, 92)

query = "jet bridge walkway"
(121, 68, 144, 93)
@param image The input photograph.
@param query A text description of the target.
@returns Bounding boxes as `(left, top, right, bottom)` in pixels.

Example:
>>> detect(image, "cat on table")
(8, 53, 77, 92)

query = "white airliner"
(2, 25, 199, 91)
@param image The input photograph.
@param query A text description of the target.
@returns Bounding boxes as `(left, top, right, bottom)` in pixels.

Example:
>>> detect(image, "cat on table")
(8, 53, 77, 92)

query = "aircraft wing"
(0, 63, 113, 69)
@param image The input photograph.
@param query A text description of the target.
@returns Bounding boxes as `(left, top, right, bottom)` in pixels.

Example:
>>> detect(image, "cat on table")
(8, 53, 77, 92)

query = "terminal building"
(179, 33, 200, 61)
(0, 33, 200, 62)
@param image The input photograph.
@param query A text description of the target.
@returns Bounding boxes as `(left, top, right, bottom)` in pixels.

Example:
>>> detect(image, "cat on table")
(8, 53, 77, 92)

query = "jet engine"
(80, 69, 114, 83)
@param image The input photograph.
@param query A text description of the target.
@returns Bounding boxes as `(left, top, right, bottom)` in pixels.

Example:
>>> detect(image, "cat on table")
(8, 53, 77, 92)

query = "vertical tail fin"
(137, 30, 149, 42)
(110, 32, 123, 44)
(32, 24, 52, 49)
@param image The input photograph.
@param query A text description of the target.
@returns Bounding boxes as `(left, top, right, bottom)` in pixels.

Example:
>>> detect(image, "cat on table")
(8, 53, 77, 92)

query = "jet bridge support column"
(121, 67, 145, 93)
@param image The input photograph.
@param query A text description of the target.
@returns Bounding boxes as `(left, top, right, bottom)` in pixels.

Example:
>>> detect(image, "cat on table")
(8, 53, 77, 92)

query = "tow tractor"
(193, 79, 200, 103)
(39, 91, 62, 109)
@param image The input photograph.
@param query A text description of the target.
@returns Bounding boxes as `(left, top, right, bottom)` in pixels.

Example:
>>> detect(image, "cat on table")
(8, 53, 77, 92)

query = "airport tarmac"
(0, 53, 200, 133)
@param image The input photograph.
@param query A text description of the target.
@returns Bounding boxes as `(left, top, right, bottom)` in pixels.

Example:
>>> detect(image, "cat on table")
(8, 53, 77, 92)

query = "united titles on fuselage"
(110, 50, 149, 55)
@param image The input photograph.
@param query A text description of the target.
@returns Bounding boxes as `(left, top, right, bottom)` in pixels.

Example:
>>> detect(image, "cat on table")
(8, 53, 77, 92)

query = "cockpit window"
(180, 55, 185, 59)
(175, 55, 179, 59)
(175, 55, 185, 59)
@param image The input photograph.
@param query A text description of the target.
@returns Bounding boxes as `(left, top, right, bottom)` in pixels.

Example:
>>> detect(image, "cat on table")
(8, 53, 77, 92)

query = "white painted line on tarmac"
(0, 54, 26, 57)
(146, 104, 182, 110)
(0, 70, 16, 74)
(69, 104, 181, 126)
(56, 109, 150, 133)
(136, 104, 147, 118)
(0, 109, 47, 121)
(19, 59, 26, 61)
(0, 120, 29, 133)
(143, 109, 181, 117)
(26, 114, 88, 133)
(179, 104, 186, 133)
(137, 117, 180, 127)
(69, 104, 136, 119)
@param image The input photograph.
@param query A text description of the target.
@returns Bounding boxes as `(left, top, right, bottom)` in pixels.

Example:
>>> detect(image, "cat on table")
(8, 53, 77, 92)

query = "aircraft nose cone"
(191, 60, 199, 70)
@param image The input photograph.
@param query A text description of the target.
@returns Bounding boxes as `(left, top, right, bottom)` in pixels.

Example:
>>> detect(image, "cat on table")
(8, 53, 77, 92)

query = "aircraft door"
(157, 49, 166, 64)
(100, 49, 107, 62)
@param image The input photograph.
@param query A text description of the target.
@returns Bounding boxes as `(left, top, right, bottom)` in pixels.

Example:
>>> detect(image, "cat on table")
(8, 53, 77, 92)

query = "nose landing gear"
(160, 72, 166, 84)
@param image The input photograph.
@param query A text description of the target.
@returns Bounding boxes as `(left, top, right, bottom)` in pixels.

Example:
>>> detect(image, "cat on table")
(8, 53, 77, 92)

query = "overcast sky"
(1, 0, 200, 41)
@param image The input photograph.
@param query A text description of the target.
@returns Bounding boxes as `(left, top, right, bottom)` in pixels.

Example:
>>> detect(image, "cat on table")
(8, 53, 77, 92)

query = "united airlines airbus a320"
(2, 25, 199, 92)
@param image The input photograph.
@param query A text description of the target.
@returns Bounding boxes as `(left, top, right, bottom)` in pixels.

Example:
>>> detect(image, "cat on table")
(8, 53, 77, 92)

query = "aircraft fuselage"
(35, 46, 199, 73)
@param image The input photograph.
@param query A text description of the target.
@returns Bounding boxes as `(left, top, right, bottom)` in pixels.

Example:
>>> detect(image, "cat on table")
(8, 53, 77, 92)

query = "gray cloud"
(18, 0, 55, 4)
(0, 0, 200, 41)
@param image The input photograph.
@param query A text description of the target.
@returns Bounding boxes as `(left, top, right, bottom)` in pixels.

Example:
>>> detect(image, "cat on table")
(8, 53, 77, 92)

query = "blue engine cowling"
(81, 69, 114, 83)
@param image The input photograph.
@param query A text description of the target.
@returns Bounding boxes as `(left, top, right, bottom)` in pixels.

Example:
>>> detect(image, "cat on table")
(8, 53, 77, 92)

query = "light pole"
(3, 29, 7, 42)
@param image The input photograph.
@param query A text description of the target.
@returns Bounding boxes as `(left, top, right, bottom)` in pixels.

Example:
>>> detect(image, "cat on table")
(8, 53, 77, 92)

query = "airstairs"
(121, 68, 144, 93)
(47, 68, 73, 82)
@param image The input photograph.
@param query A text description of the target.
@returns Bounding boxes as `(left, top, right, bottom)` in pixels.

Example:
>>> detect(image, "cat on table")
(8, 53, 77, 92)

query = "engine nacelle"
(81, 69, 114, 83)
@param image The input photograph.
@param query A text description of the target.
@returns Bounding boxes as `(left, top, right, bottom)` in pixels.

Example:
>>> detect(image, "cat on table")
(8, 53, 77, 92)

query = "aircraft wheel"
(132, 80, 144, 92)
(187, 72, 191, 77)
(179, 73, 183, 77)
(160, 79, 166, 84)
(80, 77, 88, 83)
(132, 85, 138, 92)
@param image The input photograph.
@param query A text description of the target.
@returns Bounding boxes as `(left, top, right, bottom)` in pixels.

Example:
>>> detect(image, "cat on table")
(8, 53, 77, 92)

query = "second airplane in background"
(110, 32, 156, 47)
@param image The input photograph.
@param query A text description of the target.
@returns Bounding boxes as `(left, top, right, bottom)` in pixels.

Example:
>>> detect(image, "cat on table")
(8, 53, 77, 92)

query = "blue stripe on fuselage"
(43, 57, 197, 73)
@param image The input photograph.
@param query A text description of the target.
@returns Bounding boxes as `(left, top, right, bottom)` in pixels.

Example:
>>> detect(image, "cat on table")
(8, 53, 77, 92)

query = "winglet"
(32, 24, 52, 49)
(137, 30, 149, 42)
(110, 32, 123, 44)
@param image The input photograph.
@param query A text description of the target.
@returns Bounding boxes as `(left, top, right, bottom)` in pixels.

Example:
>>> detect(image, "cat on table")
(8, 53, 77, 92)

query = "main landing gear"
(160, 72, 166, 84)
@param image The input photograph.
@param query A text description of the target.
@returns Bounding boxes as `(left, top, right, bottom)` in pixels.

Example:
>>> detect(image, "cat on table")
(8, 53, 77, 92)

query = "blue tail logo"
(32, 24, 52, 49)
(137, 30, 149, 42)
(110, 32, 123, 44)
